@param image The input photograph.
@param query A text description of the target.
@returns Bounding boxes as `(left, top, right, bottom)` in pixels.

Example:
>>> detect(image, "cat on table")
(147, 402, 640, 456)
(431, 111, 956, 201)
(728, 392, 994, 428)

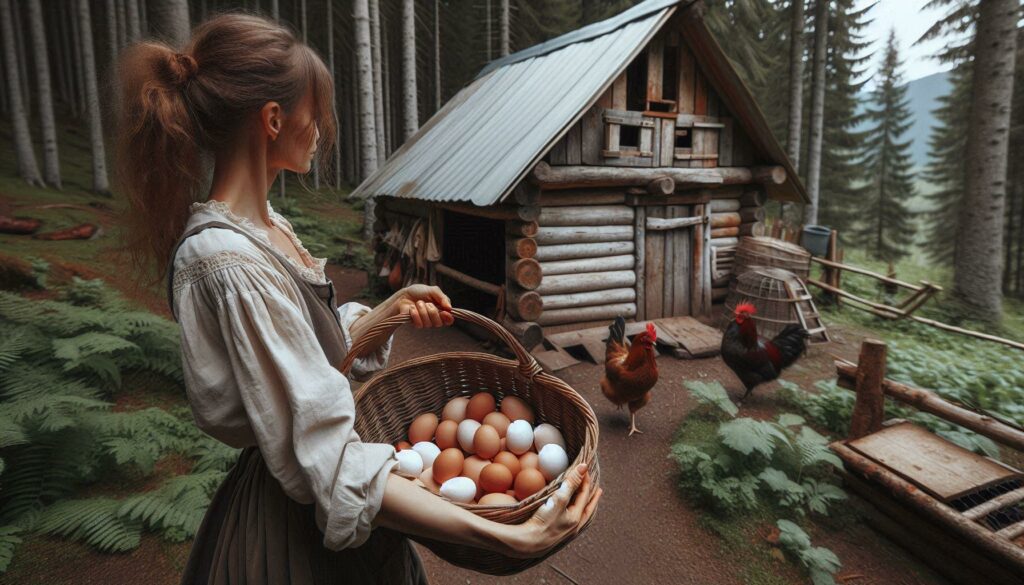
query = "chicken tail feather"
(606, 316, 626, 352)
(770, 324, 809, 370)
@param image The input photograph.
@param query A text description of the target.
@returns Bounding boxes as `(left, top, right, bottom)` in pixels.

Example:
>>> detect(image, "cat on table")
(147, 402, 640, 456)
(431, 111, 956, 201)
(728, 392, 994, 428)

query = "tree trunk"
(70, 0, 87, 116)
(0, 0, 43, 187)
(138, 0, 147, 34)
(148, 0, 190, 48)
(11, 0, 29, 105)
(500, 0, 510, 57)
(382, 23, 392, 157)
(486, 0, 492, 60)
(106, 0, 118, 74)
(327, 0, 340, 188)
(786, 0, 804, 167)
(401, 0, 418, 141)
(271, 0, 279, 20)
(116, 0, 127, 49)
(60, 0, 79, 116)
(953, 0, 1018, 321)
(76, 0, 110, 194)
(355, 0, 379, 240)
(27, 0, 61, 189)
(434, 0, 441, 110)
(369, 0, 386, 166)
(125, 0, 141, 42)
(803, 0, 827, 225)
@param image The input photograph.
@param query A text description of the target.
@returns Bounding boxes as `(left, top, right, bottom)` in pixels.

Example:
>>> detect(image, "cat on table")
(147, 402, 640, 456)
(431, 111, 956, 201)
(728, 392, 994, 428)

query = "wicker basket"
(722, 267, 829, 343)
(732, 236, 811, 280)
(338, 308, 601, 576)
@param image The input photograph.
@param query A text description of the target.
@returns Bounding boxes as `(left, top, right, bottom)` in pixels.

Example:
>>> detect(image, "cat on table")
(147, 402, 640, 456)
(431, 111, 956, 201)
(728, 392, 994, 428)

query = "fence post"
(849, 339, 887, 439)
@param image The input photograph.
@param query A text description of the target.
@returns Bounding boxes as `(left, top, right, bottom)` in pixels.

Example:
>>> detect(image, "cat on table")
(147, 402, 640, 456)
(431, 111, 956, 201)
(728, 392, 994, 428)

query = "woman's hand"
(391, 284, 455, 328)
(502, 464, 603, 559)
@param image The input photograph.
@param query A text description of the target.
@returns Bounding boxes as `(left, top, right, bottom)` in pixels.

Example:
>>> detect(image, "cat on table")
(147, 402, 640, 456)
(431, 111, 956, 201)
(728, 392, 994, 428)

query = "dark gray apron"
(167, 219, 428, 585)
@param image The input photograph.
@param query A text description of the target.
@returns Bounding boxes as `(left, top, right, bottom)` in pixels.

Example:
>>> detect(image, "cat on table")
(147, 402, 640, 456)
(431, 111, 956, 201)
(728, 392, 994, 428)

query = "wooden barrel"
(732, 236, 811, 280)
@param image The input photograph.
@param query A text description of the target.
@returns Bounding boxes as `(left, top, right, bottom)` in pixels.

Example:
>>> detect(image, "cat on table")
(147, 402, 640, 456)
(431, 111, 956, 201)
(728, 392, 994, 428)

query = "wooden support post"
(849, 339, 887, 440)
(634, 205, 646, 321)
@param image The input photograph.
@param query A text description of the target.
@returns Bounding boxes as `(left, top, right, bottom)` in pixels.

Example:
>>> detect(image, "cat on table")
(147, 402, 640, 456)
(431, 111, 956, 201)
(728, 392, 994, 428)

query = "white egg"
(395, 449, 423, 476)
(506, 420, 535, 455)
(439, 476, 477, 504)
(532, 423, 566, 452)
(537, 443, 569, 481)
(457, 419, 481, 453)
(412, 441, 441, 469)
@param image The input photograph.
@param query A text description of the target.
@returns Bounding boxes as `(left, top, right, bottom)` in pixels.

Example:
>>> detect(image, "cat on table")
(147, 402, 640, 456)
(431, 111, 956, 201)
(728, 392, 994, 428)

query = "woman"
(112, 12, 601, 585)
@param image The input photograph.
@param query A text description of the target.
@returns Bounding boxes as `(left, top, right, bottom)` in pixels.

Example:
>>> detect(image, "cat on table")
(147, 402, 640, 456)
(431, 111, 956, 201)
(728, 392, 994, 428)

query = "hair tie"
(171, 52, 198, 88)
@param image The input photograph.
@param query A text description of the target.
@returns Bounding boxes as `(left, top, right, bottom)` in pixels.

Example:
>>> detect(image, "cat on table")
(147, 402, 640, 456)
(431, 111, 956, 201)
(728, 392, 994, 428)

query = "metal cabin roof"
(349, 0, 678, 206)
(349, 0, 808, 206)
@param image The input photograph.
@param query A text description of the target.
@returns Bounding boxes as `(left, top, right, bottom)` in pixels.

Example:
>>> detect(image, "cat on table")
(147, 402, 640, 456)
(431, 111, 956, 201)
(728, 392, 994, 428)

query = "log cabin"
(349, 0, 809, 349)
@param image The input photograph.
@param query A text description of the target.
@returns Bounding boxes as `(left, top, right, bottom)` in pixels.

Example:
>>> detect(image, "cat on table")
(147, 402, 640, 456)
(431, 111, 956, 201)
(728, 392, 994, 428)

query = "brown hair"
(113, 12, 337, 283)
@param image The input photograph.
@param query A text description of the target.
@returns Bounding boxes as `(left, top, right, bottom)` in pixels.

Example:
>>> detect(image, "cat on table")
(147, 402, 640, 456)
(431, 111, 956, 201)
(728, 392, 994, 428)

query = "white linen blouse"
(171, 199, 399, 551)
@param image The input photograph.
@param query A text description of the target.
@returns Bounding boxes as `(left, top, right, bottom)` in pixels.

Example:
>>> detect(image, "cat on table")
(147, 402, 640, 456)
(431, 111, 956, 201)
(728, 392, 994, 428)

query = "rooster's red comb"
(735, 303, 757, 316)
(646, 322, 657, 340)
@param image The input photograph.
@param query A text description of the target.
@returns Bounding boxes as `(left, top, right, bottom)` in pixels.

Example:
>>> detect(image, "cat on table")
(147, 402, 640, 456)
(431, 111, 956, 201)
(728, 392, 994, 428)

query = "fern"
(118, 471, 225, 542)
(776, 520, 842, 585)
(36, 498, 142, 553)
(0, 526, 21, 572)
(684, 380, 738, 417)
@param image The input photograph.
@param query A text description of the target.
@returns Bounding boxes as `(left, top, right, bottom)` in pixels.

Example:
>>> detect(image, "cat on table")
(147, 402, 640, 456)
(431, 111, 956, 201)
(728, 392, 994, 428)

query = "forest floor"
(0, 122, 976, 583)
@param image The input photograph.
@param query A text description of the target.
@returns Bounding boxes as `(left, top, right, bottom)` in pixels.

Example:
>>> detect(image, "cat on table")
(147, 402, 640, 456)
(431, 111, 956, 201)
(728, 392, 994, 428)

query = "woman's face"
(266, 87, 319, 175)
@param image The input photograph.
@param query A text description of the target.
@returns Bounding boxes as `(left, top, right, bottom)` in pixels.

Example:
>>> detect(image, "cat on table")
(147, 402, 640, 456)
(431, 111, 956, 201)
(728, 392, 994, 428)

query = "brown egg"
(432, 448, 465, 483)
(519, 451, 540, 470)
(462, 456, 491, 486)
(395, 440, 412, 452)
(419, 468, 441, 494)
(442, 397, 470, 422)
(408, 413, 438, 444)
(473, 425, 501, 459)
(514, 468, 546, 500)
(466, 392, 497, 422)
(479, 463, 514, 494)
(493, 451, 522, 477)
(435, 420, 459, 450)
(505, 490, 517, 498)
(499, 396, 535, 424)
(479, 492, 518, 506)
(482, 412, 511, 438)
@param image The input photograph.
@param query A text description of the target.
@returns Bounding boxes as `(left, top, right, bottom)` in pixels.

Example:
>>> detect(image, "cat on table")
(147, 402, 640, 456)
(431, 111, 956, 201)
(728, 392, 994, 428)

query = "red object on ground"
(33, 223, 100, 241)
(0, 215, 42, 234)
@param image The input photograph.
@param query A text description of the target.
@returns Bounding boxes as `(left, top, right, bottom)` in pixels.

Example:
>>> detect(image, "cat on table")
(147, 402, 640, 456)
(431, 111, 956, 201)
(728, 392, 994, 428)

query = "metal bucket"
(801, 225, 831, 257)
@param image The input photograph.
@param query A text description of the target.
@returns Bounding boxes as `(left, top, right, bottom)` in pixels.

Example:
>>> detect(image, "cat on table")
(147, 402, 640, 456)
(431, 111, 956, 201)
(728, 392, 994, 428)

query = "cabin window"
(675, 127, 691, 149)
(620, 125, 640, 149)
(625, 51, 648, 112)
(602, 111, 655, 159)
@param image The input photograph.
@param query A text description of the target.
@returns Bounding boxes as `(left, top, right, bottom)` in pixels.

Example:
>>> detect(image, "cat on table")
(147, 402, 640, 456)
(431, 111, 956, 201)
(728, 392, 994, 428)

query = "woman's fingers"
(425, 302, 443, 327)
(406, 302, 424, 328)
(428, 286, 453, 311)
(440, 310, 455, 326)
(574, 487, 603, 535)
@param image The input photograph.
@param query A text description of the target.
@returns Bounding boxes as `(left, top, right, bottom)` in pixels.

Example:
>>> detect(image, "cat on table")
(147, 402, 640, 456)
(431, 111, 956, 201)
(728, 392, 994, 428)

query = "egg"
(493, 451, 522, 477)
(500, 438, 507, 451)
(395, 449, 423, 476)
(419, 468, 441, 494)
(532, 423, 566, 452)
(473, 425, 501, 459)
(505, 420, 534, 455)
(462, 455, 490, 486)
(514, 468, 546, 500)
(479, 492, 518, 506)
(432, 448, 465, 483)
(412, 441, 441, 469)
(441, 397, 470, 422)
(466, 392, 497, 422)
(537, 443, 569, 481)
(519, 451, 540, 470)
(435, 420, 459, 450)
(456, 419, 481, 453)
(408, 413, 439, 444)
(499, 396, 535, 424)
(482, 412, 511, 438)
(505, 490, 518, 498)
(394, 440, 412, 451)
(439, 477, 477, 504)
(479, 463, 514, 494)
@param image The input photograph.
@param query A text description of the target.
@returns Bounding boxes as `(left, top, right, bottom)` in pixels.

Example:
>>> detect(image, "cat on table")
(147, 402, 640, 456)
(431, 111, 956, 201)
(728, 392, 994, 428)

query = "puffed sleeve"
(337, 301, 395, 381)
(176, 255, 399, 550)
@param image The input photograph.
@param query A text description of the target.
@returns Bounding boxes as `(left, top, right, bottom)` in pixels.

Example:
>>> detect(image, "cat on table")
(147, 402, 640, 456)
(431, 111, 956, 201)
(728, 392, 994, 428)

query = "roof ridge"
(475, 0, 689, 80)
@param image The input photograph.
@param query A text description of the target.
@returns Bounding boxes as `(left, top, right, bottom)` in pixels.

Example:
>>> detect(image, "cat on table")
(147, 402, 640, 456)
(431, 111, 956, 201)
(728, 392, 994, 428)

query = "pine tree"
(0, 0, 43, 187)
(850, 31, 917, 262)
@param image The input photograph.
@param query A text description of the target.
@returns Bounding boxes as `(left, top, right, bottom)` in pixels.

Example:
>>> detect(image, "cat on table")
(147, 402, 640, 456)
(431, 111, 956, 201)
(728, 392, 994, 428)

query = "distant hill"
(856, 70, 951, 170)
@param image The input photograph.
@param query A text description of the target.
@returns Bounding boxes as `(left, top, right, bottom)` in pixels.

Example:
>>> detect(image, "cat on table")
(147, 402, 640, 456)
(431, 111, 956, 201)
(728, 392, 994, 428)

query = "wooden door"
(640, 204, 702, 320)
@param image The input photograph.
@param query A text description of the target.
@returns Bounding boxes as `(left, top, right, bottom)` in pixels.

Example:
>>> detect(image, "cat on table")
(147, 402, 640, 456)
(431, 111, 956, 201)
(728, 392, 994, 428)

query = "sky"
(855, 0, 966, 87)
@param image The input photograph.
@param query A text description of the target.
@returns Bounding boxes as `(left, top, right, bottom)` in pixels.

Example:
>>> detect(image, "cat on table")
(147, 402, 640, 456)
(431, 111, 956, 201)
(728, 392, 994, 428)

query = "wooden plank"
(962, 487, 1024, 521)
(659, 118, 675, 167)
(848, 422, 1024, 503)
(647, 34, 664, 101)
(540, 254, 634, 276)
(655, 316, 721, 357)
(566, 121, 582, 165)
(677, 43, 695, 114)
(581, 106, 603, 165)
(661, 206, 676, 318)
(690, 203, 705, 315)
(550, 134, 567, 165)
(703, 127, 719, 169)
(634, 205, 646, 322)
(534, 241, 635, 262)
(690, 128, 705, 170)
(694, 67, 708, 116)
(672, 205, 691, 315)
(644, 205, 665, 319)
(531, 346, 580, 372)
(538, 205, 634, 226)
(645, 215, 703, 230)
(611, 74, 627, 110)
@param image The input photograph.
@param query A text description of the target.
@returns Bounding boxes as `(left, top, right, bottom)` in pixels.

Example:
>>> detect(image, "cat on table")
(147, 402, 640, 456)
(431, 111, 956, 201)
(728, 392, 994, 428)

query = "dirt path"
(370, 316, 947, 585)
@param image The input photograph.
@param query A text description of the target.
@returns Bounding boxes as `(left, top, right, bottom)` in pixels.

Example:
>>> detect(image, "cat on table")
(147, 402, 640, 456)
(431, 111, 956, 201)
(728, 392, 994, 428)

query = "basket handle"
(339, 307, 543, 379)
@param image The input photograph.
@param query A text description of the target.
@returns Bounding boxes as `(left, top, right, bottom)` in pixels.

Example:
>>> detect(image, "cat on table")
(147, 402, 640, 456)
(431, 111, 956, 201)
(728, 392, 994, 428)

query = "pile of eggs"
(392, 392, 570, 506)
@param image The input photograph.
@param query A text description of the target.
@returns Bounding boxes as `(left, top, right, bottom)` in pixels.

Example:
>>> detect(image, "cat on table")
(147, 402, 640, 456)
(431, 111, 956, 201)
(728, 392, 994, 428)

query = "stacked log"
(708, 190, 764, 253)
(530, 202, 638, 326)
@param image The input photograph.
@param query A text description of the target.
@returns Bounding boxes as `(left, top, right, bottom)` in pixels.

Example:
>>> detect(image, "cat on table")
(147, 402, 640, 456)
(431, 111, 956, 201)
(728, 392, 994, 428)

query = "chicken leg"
(627, 392, 651, 437)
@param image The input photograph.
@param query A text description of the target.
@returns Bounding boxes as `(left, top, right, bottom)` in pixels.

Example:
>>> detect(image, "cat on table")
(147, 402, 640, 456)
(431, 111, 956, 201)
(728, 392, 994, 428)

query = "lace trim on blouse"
(188, 199, 328, 284)
(172, 250, 262, 292)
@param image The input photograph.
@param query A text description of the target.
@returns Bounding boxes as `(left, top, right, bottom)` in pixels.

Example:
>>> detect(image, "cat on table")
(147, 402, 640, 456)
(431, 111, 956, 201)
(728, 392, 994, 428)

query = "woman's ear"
(261, 101, 283, 141)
